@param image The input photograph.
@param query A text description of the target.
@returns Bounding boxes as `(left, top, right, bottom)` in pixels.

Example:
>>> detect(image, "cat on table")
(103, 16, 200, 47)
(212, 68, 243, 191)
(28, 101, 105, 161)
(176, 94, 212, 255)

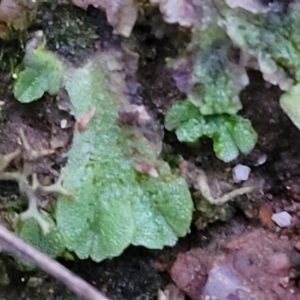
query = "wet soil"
(1, 3, 300, 300)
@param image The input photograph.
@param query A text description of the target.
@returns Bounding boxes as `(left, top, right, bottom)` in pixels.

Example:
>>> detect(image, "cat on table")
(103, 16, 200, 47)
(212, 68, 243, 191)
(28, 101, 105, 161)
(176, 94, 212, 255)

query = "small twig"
(0, 224, 110, 300)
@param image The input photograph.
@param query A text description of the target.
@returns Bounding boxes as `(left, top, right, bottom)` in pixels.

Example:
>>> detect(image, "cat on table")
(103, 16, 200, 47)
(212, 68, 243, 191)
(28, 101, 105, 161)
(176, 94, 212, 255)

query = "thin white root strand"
(196, 169, 256, 206)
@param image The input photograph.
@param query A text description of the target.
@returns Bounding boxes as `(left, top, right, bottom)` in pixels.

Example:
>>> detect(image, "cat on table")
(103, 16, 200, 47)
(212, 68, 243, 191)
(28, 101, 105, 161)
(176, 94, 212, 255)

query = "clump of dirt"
(169, 228, 300, 300)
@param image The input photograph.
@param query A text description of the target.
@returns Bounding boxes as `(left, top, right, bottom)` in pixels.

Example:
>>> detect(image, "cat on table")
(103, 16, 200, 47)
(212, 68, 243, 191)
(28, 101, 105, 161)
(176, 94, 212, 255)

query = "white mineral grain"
(272, 211, 292, 227)
(60, 119, 67, 129)
(256, 154, 267, 166)
(232, 164, 251, 183)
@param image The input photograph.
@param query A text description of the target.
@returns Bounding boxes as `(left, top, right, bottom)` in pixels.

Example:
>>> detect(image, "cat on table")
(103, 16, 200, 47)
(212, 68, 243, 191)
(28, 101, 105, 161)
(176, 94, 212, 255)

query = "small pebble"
(232, 164, 251, 183)
(279, 277, 289, 288)
(268, 253, 290, 275)
(256, 154, 267, 166)
(272, 211, 292, 227)
(60, 119, 67, 129)
(203, 263, 243, 298)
